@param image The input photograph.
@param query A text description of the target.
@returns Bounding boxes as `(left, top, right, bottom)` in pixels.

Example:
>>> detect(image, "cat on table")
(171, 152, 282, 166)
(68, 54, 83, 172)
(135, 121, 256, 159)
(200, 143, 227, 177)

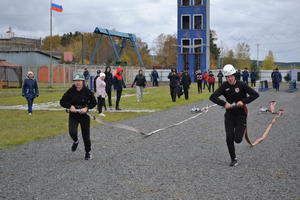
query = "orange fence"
(37, 65, 70, 83)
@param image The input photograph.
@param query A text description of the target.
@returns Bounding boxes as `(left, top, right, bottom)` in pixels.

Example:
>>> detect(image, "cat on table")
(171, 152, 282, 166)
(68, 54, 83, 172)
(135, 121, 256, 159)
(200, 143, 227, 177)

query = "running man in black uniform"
(60, 74, 97, 160)
(209, 64, 259, 167)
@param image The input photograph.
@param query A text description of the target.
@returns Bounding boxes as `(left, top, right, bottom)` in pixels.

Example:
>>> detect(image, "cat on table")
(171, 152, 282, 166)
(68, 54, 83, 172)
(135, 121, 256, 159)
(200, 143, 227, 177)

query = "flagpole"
(50, 0, 53, 87)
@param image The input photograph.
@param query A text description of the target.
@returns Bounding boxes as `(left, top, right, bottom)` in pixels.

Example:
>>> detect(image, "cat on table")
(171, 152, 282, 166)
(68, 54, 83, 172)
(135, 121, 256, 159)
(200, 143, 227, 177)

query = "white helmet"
(223, 64, 236, 76)
(27, 71, 34, 76)
(100, 72, 106, 78)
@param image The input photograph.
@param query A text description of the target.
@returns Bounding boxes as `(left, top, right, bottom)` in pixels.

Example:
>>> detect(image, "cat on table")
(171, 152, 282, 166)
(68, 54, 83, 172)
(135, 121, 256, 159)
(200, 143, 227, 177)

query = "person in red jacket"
(203, 71, 209, 90)
(113, 67, 126, 110)
(208, 71, 216, 93)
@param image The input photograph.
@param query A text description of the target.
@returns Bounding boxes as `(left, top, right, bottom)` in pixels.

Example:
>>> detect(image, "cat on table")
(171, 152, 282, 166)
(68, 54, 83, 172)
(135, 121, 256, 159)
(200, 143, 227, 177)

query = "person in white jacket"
(96, 73, 107, 116)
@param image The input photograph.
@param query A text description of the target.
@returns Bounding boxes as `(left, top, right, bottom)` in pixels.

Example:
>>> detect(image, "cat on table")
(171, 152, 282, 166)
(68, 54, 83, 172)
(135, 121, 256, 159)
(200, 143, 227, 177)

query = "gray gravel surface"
(0, 85, 299, 200)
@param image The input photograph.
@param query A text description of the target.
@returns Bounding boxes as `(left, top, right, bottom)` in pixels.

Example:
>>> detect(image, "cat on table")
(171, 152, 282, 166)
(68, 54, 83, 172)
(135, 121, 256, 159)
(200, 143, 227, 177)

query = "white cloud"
(0, 0, 299, 62)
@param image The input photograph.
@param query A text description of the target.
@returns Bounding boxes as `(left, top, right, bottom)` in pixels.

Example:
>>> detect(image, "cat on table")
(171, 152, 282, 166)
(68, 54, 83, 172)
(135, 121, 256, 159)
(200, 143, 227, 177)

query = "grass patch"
(0, 83, 211, 149)
(0, 110, 146, 149)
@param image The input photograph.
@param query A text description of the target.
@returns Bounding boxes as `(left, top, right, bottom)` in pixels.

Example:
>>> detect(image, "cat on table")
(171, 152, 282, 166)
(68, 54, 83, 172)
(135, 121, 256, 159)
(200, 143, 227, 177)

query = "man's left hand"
(80, 107, 88, 114)
(236, 101, 244, 107)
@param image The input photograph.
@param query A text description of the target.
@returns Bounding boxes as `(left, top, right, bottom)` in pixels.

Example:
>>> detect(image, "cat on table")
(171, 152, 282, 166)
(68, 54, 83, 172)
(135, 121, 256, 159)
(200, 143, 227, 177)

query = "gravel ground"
(0, 84, 299, 200)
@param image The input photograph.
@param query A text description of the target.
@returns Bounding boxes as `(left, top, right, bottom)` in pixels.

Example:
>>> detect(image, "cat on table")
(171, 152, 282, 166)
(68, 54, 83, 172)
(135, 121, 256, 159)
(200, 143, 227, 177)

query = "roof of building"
(0, 59, 22, 68)
(0, 50, 61, 60)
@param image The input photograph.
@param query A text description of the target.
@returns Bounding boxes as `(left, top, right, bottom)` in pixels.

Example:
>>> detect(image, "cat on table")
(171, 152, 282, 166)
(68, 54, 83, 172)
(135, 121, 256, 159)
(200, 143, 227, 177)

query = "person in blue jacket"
(242, 68, 249, 85)
(250, 70, 257, 87)
(151, 68, 159, 87)
(22, 71, 39, 115)
(272, 68, 282, 91)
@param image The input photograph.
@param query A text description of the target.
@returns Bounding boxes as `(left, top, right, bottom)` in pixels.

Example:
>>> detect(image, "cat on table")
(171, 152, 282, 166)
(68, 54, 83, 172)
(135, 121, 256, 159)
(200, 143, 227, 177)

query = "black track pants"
(183, 86, 189, 100)
(208, 83, 215, 93)
(224, 111, 247, 160)
(197, 81, 202, 94)
(97, 96, 106, 113)
(106, 89, 112, 107)
(170, 86, 177, 102)
(115, 90, 122, 109)
(69, 114, 91, 153)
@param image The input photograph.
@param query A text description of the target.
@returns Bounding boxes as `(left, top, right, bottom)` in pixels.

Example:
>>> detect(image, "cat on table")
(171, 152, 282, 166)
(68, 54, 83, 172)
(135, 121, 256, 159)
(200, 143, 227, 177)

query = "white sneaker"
(28, 113, 32, 115)
(98, 113, 106, 117)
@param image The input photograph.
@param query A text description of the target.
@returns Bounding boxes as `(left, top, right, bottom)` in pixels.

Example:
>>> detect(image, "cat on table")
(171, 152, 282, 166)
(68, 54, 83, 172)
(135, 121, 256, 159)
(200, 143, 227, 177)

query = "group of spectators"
(234, 68, 257, 87)
(21, 66, 281, 117)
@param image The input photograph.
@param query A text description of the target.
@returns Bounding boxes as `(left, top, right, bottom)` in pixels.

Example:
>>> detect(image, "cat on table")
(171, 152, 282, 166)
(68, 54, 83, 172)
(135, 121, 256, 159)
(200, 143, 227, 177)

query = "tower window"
(182, 0, 190, 6)
(194, 39, 202, 53)
(182, 15, 190, 30)
(194, 15, 203, 29)
(182, 39, 190, 53)
(194, 0, 203, 6)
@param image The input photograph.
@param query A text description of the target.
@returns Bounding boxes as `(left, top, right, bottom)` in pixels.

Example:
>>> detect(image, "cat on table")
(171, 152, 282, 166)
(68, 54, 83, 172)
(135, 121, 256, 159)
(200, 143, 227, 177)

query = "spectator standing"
(208, 71, 216, 93)
(93, 70, 101, 92)
(271, 69, 276, 88)
(96, 73, 107, 116)
(181, 70, 191, 100)
(83, 68, 90, 87)
(151, 68, 159, 87)
(235, 69, 241, 81)
(217, 70, 224, 87)
(113, 67, 126, 110)
(250, 70, 257, 87)
(195, 69, 203, 94)
(104, 66, 113, 109)
(203, 71, 209, 90)
(242, 68, 249, 85)
(272, 68, 282, 91)
(22, 71, 39, 115)
(131, 69, 147, 102)
(168, 68, 180, 102)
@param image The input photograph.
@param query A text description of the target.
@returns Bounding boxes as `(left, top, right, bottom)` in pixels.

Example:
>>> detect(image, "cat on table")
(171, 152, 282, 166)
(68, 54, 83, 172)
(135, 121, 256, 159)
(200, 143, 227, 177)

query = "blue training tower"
(177, 0, 210, 80)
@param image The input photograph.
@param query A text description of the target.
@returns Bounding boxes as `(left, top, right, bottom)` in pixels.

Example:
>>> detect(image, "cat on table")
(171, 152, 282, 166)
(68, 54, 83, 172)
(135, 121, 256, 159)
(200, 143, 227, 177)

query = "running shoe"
(71, 141, 79, 152)
(85, 152, 92, 160)
(229, 158, 238, 167)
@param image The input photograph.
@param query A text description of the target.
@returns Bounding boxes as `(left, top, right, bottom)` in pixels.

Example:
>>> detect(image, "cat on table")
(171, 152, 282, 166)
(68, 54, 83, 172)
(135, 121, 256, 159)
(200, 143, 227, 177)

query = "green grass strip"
(0, 83, 211, 149)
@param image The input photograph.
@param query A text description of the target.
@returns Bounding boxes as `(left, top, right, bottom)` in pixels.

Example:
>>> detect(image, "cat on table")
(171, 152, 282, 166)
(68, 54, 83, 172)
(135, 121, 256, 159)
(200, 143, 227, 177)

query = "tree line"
(41, 30, 277, 70)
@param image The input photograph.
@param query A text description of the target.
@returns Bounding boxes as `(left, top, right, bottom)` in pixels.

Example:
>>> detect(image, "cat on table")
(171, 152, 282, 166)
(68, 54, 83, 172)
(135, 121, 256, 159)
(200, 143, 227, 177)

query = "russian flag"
(51, 3, 63, 12)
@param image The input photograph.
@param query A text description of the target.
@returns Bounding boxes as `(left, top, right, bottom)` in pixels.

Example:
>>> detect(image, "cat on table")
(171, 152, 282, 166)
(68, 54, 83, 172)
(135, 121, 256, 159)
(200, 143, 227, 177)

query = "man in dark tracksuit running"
(60, 74, 97, 160)
(210, 64, 259, 167)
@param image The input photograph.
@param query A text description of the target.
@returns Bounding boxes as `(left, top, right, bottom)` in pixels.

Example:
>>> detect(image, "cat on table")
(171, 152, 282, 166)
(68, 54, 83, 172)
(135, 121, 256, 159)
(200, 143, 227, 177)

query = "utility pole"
(49, 0, 53, 87)
(81, 34, 84, 64)
(256, 43, 259, 68)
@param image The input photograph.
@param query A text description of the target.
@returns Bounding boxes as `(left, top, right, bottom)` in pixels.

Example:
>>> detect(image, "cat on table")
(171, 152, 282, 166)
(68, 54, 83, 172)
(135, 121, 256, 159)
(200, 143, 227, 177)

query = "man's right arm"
(209, 85, 226, 107)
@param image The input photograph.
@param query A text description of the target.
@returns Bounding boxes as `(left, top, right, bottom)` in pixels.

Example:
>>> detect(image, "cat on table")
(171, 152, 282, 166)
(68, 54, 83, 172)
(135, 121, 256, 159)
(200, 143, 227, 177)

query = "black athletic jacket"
(209, 80, 259, 113)
(168, 72, 180, 87)
(60, 85, 97, 117)
(93, 75, 100, 92)
(132, 74, 146, 87)
(104, 72, 113, 91)
(181, 73, 191, 88)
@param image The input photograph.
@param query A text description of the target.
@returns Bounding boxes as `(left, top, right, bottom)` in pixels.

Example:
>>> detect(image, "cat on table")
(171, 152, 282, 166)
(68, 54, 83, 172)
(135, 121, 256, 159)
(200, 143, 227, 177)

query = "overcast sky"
(1, 0, 299, 62)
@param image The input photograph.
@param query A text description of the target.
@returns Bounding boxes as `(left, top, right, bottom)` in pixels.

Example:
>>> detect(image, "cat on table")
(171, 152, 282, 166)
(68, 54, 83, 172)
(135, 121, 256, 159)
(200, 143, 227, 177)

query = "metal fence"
(14, 64, 292, 88)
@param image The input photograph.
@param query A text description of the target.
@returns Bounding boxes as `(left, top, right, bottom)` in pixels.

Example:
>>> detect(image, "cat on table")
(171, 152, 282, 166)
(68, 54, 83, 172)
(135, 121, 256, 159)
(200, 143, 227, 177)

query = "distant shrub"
(284, 73, 291, 82)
